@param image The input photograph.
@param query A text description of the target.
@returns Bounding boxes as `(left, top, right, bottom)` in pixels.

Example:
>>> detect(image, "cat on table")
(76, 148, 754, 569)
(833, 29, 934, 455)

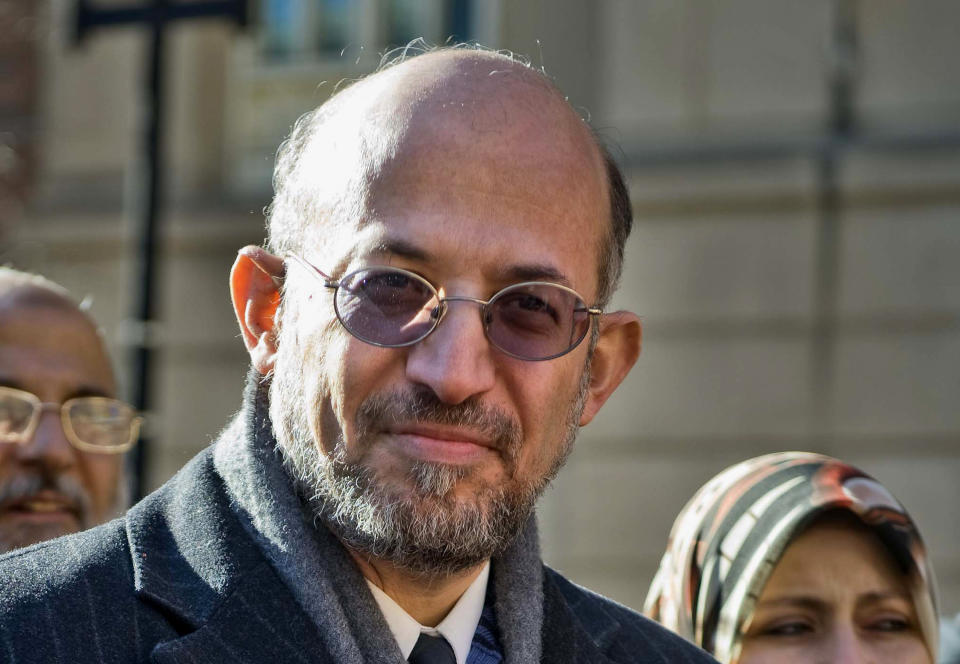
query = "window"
(225, 0, 498, 195)
(259, 0, 476, 62)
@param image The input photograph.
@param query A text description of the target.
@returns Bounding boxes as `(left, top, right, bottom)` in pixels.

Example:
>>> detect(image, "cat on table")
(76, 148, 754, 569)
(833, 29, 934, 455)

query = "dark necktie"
(408, 633, 456, 664)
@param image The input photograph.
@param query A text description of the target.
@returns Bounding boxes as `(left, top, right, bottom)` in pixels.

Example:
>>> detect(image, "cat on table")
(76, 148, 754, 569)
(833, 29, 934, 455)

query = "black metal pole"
(129, 3, 166, 501)
(73, 0, 246, 502)
(812, 0, 858, 435)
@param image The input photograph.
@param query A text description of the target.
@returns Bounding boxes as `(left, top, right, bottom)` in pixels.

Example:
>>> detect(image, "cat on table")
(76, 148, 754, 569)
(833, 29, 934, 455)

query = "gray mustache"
(0, 470, 93, 527)
(355, 386, 523, 462)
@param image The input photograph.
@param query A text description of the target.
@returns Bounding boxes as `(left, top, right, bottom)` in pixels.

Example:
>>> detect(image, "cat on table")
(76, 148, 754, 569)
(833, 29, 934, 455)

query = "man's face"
(0, 297, 122, 552)
(270, 61, 611, 574)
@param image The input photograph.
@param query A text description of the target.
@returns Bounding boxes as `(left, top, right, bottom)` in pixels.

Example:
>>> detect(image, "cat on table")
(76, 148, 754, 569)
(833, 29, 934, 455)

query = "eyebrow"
(755, 597, 828, 612)
(857, 590, 914, 606)
(0, 377, 22, 390)
(501, 263, 572, 287)
(756, 590, 914, 612)
(0, 378, 111, 401)
(68, 386, 113, 400)
(366, 238, 431, 262)
(365, 238, 574, 288)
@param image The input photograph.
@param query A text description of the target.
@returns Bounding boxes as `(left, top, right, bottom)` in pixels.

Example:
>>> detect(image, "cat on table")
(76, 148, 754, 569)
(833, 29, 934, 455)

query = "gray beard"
(268, 331, 590, 576)
(0, 469, 96, 554)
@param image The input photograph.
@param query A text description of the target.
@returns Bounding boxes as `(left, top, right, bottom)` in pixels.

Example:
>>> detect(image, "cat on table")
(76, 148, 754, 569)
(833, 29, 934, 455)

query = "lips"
(386, 423, 500, 464)
(391, 423, 496, 448)
(1, 491, 80, 524)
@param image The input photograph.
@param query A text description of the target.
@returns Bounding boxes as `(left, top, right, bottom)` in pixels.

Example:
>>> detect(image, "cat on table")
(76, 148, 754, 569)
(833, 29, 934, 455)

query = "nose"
(826, 625, 869, 664)
(16, 407, 76, 472)
(404, 300, 497, 404)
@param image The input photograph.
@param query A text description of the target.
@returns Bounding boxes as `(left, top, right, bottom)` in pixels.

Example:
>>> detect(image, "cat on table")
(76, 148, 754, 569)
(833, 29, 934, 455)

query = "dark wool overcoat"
(0, 446, 716, 664)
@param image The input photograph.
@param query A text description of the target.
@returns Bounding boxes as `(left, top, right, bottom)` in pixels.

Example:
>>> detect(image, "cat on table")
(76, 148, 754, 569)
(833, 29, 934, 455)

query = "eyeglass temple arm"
(285, 253, 340, 289)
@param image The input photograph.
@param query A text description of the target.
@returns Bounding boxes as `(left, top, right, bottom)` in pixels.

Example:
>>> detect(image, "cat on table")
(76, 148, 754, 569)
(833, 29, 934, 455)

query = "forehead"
(0, 297, 115, 400)
(766, 522, 908, 597)
(308, 57, 610, 296)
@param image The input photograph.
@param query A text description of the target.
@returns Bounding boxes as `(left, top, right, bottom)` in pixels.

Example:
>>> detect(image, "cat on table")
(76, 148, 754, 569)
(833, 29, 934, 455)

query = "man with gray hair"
(0, 49, 715, 663)
(0, 268, 137, 553)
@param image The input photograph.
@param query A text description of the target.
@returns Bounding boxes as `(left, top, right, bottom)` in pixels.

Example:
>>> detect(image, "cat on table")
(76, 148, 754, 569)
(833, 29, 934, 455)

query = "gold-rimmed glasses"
(0, 386, 141, 454)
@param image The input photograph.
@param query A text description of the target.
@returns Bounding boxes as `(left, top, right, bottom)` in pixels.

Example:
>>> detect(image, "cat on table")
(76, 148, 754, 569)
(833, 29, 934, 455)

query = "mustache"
(0, 469, 93, 526)
(355, 385, 523, 464)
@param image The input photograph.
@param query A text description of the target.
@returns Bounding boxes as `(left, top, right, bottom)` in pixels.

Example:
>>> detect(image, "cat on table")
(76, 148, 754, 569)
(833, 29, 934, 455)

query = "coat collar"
(122, 375, 618, 664)
(125, 448, 259, 628)
(125, 449, 333, 662)
(126, 465, 621, 664)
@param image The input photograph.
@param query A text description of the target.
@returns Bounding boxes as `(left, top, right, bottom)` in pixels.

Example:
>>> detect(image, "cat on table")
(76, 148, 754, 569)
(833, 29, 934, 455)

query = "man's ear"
(579, 311, 642, 426)
(230, 246, 285, 375)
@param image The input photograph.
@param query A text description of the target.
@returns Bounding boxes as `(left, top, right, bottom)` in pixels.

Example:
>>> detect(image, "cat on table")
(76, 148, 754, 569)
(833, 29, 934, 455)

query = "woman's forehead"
(764, 519, 911, 597)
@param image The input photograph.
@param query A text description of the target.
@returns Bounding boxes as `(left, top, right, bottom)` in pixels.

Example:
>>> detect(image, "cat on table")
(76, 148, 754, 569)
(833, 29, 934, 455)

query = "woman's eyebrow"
(754, 596, 829, 613)
(856, 590, 914, 606)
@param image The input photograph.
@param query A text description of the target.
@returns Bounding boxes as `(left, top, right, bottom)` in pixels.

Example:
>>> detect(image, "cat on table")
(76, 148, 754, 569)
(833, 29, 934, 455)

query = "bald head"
(268, 47, 632, 306)
(0, 267, 117, 407)
(347, 49, 592, 146)
(0, 267, 73, 307)
(0, 268, 108, 371)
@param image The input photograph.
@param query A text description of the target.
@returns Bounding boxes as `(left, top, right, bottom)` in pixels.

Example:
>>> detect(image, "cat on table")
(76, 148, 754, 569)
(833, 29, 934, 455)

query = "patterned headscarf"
(644, 452, 938, 663)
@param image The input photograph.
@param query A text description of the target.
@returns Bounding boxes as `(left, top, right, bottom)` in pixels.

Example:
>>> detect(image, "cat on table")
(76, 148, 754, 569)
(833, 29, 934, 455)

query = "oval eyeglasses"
(285, 254, 602, 361)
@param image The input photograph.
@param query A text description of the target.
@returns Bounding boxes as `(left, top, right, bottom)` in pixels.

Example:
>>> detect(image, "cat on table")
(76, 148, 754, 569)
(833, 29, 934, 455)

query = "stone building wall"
(4, 0, 959, 614)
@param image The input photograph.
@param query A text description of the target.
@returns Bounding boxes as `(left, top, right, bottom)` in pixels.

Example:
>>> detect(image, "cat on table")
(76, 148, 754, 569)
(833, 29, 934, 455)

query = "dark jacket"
(0, 449, 715, 663)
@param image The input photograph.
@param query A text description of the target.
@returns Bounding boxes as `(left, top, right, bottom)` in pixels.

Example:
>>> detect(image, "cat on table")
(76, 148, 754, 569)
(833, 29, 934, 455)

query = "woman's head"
(644, 452, 938, 663)
(739, 510, 929, 663)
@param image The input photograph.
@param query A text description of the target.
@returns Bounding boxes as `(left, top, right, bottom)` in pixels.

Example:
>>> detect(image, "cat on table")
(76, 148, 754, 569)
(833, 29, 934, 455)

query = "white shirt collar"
(366, 561, 490, 664)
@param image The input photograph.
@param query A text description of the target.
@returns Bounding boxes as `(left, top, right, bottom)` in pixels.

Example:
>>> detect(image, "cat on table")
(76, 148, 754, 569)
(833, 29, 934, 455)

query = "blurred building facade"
(2, 0, 959, 613)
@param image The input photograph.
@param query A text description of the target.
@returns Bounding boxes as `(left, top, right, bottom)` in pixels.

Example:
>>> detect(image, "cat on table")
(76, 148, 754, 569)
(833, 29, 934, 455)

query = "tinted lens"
(335, 267, 439, 346)
(64, 397, 137, 450)
(486, 283, 591, 360)
(0, 387, 36, 443)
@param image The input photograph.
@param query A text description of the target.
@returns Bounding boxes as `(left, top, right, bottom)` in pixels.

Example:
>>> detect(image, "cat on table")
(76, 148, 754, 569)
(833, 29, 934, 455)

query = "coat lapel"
(149, 563, 334, 664)
(126, 450, 331, 663)
(539, 570, 620, 664)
